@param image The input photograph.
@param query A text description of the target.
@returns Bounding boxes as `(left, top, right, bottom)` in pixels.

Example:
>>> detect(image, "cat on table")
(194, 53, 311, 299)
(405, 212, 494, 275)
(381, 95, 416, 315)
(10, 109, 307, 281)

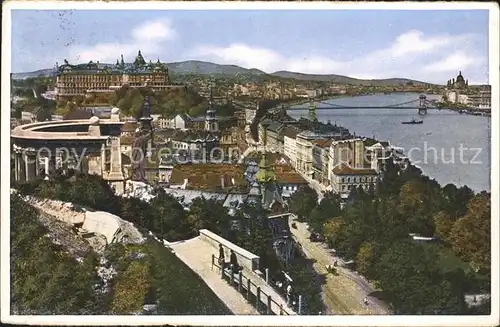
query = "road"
(289, 217, 391, 315)
(295, 169, 326, 202)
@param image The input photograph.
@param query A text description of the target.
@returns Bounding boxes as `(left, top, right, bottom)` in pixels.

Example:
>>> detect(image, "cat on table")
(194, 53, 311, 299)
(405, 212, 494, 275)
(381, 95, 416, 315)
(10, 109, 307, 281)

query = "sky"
(11, 9, 490, 84)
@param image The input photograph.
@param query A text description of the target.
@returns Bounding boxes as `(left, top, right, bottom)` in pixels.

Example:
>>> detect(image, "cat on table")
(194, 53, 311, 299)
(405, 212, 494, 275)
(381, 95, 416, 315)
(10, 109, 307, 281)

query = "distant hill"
(167, 60, 266, 76)
(11, 60, 430, 85)
(11, 69, 57, 80)
(271, 70, 429, 86)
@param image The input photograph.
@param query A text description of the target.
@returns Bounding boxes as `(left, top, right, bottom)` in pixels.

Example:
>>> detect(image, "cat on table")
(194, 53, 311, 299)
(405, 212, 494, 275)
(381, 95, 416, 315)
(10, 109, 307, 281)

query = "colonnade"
(12, 149, 75, 182)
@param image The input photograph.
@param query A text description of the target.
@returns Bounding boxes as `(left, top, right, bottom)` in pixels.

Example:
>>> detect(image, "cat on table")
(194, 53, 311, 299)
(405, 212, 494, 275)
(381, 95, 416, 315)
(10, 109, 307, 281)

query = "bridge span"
(283, 95, 435, 117)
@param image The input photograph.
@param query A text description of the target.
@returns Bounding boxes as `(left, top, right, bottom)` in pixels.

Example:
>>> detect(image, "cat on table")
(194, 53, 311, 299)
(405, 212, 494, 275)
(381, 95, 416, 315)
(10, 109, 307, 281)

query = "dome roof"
(456, 71, 465, 83)
(111, 107, 120, 115)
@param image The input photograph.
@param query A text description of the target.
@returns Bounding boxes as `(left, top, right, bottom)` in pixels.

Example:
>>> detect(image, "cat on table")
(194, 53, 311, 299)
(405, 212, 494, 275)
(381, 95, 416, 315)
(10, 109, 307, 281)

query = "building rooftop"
(312, 139, 333, 149)
(169, 164, 248, 191)
(122, 121, 138, 133)
(171, 130, 219, 143)
(56, 51, 169, 75)
(266, 121, 285, 133)
(274, 165, 308, 185)
(282, 126, 300, 138)
(332, 164, 377, 176)
(63, 109, 93, 120)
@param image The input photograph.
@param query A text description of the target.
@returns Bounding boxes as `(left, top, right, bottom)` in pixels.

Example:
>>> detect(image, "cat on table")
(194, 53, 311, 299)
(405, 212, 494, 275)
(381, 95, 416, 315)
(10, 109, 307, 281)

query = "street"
(289, 216, 391, 315)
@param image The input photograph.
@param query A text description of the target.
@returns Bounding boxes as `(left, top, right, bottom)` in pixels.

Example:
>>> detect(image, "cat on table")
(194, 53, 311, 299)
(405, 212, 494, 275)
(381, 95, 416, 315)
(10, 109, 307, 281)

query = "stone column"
(49, 157, 56, 176)
(106, 137, 125, 195)
(24, 153, 36, 182)
(101, 143, 106, 176)
(18, 153, 26, 183)
(108, 137, 124, 179)
(14, 153, 20, 181)
(44, 157, 50, 177)
(35, 155, 41, 177)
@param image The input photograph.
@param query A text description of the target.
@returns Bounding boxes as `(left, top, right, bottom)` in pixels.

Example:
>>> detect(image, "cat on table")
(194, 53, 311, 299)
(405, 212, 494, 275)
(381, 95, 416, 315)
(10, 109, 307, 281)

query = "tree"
(10, 194, 103, 314)
(323, 217, 344, 249)
(375, 241, 466, 314)
(450, 192, 491, 272)
(36, 105, 53, 122)
(288, 185, 318, 221)
(307, 193, 341, 234)
(356, 241, 381, 279)
(185, 197, 232, 237)
(433, 211, 454, 243)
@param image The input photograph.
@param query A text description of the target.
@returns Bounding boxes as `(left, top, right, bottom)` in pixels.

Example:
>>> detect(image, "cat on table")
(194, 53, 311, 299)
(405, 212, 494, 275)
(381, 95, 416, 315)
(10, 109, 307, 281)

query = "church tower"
(205, 84, 219, 132)
(255, 121, 285, 209)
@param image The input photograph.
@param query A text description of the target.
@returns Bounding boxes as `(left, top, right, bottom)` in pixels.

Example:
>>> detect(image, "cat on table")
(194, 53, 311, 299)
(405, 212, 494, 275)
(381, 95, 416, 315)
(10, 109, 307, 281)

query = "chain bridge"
(285, 94, 435, 119)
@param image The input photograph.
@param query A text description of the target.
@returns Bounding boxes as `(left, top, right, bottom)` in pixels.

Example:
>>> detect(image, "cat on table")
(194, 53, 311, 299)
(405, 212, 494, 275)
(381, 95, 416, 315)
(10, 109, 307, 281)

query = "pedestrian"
(363, 297, 369, 305)
(286, 284, 292, 305)
(218, 244, 225, 268)
(230, 249, 239, 273)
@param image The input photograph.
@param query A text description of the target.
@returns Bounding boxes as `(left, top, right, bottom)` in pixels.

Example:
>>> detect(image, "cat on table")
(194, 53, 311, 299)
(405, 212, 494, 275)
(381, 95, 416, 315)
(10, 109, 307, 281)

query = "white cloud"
(67, 18, 176, 64)
(424, 52, 478, 73)
(189, 30, 487, 84)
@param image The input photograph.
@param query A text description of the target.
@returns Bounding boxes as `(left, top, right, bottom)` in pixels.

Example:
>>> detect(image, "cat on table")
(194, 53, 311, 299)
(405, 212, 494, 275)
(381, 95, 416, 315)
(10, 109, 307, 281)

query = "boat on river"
(402, 119, 423, 125)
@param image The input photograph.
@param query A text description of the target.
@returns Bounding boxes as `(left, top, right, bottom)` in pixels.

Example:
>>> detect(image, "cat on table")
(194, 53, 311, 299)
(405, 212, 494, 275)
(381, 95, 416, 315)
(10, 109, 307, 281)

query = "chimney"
(221, 175, 225, 189)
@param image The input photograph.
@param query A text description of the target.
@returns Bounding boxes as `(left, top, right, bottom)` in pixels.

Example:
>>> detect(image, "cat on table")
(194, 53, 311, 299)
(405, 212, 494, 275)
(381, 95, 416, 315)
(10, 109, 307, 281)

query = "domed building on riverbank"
(446, 71, 469, 90)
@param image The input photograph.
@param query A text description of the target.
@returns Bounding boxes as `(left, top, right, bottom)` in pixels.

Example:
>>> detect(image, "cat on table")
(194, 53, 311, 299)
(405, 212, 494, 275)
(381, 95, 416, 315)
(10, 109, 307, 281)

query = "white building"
(327, 138, 365, 181)
(329, 164, 378, 194)
(457, 94, 470, 105)
(283, 134, 297, 167)
(157, 114, 187, 130)
(446, 90, 458, 103)
(245, 105, 258, 124)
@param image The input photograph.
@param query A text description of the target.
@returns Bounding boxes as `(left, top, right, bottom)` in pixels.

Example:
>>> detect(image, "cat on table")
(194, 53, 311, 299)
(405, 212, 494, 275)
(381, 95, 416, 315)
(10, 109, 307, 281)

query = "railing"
(211, 255, 299, 315)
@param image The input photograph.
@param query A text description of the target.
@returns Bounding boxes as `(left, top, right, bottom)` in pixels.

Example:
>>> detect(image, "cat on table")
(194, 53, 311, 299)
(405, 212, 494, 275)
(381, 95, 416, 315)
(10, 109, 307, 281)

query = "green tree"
(288, 185, 318, 221)
(307, 193, 341, 234)
(356, 241, 381, 279)
(450, 192, 491, 272)
(433, 211, 454, 243)
(375, 241, 466, 314)
(10, 194, 103, 314)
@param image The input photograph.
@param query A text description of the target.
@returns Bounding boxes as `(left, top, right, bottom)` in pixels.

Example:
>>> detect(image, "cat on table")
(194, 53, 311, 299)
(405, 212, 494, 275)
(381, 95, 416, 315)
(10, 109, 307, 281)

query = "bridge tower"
(308, 100, 318, 121)
(418, 94, 428, 115)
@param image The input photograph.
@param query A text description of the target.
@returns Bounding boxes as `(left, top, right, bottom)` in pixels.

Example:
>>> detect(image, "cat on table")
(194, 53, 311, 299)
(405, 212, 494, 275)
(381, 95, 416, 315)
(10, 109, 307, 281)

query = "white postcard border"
(1, 1, 499, 326)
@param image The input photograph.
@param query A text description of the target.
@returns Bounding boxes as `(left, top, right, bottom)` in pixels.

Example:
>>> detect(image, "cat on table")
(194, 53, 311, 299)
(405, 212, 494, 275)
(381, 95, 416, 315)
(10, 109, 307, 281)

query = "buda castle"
(54, 50, 174, 101)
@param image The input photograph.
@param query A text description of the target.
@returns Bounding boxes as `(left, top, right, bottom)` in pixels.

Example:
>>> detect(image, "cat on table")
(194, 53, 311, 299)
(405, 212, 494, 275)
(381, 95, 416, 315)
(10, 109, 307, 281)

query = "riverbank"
(436, 101, 491, 116)
(286, 93, 490, 192)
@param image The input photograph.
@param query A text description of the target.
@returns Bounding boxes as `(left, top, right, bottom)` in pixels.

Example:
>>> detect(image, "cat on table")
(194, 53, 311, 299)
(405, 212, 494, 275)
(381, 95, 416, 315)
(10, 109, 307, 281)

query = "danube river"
(288, 92, 491, 192)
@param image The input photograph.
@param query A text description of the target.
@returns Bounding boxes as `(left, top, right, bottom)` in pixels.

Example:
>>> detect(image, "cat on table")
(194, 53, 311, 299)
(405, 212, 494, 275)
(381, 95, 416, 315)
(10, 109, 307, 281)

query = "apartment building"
(330, 164, 378, 194)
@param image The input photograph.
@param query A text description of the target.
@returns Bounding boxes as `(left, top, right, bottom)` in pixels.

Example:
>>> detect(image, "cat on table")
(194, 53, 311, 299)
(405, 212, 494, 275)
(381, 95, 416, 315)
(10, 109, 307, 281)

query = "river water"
(288, 93, 491, 192)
